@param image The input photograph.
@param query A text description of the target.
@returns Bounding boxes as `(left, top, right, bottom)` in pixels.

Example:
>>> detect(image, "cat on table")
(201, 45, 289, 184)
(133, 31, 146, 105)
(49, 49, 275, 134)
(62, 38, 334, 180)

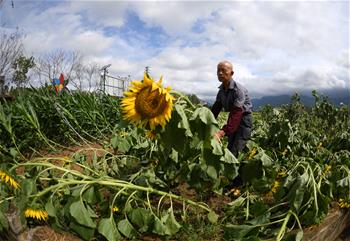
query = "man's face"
(217, 63, 233, 82)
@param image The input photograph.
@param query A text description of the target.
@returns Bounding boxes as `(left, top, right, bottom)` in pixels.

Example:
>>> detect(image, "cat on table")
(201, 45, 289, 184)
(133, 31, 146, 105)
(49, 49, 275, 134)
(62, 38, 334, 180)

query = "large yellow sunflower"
(121, 72, 174, 130)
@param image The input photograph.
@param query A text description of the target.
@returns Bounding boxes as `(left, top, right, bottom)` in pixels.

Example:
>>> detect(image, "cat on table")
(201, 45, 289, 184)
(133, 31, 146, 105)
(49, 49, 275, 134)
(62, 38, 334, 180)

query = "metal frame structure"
(99, 64, 131, 97)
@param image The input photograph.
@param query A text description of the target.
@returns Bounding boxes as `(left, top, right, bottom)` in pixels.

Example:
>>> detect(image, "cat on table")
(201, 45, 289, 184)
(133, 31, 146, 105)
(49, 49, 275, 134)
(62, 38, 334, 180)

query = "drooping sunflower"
(121, 72, 175, 130)
(0, 170, 20, 189)
(24, 208, 49, 221)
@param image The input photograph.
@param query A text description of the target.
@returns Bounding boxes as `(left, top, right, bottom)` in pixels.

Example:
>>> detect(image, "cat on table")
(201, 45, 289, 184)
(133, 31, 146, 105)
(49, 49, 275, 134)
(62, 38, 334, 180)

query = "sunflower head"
(338, 198, 350, 209)
(24, 208, 49, 221)
(247, 148, 257, 160)
(0, 170, 20, 189)
(121, 72, 175, 130)
(271, 181, 281, 193)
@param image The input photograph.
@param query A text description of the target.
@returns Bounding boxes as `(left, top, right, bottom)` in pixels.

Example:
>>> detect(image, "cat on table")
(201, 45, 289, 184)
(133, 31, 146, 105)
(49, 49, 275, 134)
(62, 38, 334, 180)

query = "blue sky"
(1, 0, 349, 100)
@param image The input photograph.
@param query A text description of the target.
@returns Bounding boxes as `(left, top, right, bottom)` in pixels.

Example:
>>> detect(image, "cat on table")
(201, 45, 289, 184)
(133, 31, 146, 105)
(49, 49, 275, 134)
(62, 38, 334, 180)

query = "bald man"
(211, 60, 253, 156)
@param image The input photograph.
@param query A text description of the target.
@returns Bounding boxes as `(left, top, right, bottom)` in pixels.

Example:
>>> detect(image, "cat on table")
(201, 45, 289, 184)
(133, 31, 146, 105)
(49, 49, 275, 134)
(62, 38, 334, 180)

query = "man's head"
(217, 60, 234, 83)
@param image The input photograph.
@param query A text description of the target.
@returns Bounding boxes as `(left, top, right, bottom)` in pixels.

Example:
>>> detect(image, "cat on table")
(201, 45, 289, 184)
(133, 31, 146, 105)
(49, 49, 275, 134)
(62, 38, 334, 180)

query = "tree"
(11, 56, 35, 87)
(0, 31, 23, 84)
(82, 62, 100, 91)
(34, 49, 100, 91)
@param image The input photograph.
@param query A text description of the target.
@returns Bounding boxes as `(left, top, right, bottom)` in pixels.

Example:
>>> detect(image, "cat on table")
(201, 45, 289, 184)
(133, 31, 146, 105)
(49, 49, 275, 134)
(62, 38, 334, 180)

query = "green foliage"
(0, 87, 121, 156)
(11, 56, 35, 87)
(0, 90, 349, 241)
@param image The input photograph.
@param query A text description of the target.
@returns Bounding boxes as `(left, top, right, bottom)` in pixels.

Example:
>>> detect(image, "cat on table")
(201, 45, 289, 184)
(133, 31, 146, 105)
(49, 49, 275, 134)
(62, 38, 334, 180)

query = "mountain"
(203, 89, 349, 110)
(252, 95, 314, 110)
(252, 90, 349, 111)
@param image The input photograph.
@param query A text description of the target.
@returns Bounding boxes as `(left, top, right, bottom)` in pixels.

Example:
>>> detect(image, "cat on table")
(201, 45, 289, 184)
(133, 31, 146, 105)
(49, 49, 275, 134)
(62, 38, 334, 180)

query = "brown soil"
(20, 226, 83, 241)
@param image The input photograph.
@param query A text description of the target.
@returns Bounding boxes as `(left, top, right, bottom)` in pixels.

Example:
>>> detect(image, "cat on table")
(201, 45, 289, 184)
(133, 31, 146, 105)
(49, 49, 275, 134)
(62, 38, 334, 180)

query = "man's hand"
(214, 130, 225, 143)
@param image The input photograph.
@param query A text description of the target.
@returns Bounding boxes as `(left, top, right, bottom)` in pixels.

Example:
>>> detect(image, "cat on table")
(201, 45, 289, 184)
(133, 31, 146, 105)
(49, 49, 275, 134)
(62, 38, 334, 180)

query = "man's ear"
(231, 71, 234, 76)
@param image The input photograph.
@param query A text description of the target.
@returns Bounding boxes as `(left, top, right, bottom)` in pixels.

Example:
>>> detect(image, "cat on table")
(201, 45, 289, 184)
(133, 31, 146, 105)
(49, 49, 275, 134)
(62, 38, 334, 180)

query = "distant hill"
(252, 95, 314, 110)
(252, 91, 349, 111)
(203, 89, 349, 110)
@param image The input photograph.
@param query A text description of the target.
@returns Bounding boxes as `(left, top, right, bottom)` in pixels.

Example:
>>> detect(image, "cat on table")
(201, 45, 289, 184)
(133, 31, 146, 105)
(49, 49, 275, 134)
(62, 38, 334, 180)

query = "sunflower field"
(0, 74, 349, 241)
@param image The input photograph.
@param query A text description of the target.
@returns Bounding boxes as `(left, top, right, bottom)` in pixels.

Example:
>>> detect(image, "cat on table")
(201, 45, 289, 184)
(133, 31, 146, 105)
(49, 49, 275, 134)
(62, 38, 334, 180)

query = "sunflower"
(247, 148, 257, 160)
(24, 208, 49, 221)
(0, 170, 20, 189)
(270, 181, 281, 194)
(338, 199, 350, 209)
(121, 72, 174, 130)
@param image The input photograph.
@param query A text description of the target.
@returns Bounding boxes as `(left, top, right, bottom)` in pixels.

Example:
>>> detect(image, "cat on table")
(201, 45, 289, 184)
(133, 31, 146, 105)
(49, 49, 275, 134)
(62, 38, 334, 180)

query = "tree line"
(0, 30, 102, 93)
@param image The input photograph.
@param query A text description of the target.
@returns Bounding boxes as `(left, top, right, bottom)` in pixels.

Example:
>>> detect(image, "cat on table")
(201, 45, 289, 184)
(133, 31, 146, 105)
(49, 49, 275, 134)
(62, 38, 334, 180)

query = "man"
(211, 60, 253, 156)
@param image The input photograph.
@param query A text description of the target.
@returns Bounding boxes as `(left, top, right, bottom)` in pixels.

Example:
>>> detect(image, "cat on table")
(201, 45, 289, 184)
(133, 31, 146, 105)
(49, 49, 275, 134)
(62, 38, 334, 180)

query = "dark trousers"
(227, 114, 252, 156)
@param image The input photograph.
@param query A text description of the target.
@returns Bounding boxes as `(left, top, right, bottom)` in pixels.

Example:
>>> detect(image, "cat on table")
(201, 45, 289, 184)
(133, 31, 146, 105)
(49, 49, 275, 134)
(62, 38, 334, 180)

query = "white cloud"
(66, 31, 115, 55)
(68, 1, 128, 28)
(129, 1, 218, 35)
(1, 0, 348, 100)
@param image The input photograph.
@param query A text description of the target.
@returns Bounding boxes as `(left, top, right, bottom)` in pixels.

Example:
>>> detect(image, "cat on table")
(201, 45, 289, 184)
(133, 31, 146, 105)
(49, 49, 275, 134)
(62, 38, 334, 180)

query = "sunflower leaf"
(98, 218, 121, 241)
(70, 201, 96, 228)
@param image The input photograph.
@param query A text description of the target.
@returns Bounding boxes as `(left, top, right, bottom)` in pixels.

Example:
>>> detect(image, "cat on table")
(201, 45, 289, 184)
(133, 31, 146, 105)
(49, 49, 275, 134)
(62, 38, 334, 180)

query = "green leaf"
(211, 138, 223, 155)
(227, 196, 245, 208)
(190, 107, 219, 144)
(220, 148, 239, 164)
(161, 208, 181, 235)
(45, 200, 56, 217)
(111, 135, 131, 152)
(82, 186, 97, 204)
(153, 217, 167, 236)
(21, 178, 36, 196)
(118, 137, 131, 153)
(129, 208, 154, 233)
(175, 104, 192, 137)
(206, 165, 218, 179)
(161, 112, 187, 152)
(191, 107, 218, 125)
(111, 135, 118, 149)
(69, 221, 95, 241)
(98, 218, 121, 241)
(118, 218, 137, 238)
(207, 211, 218, 224)
(287, 175, 307, 212)
(70, 201, 96, 228)
(223, 163, 239, 180)
(224, 224, 257, 239)
(169, 149, 178, 163)
(258, 151, 273, 166)
(9, 148, 18, 158)
(86, 204, 98, 218)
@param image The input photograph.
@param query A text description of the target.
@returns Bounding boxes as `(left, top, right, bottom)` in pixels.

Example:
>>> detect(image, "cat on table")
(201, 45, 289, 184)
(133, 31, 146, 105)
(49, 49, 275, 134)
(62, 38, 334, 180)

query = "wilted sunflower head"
(24, 208, 49, 221)
(121, 72, 175, 130)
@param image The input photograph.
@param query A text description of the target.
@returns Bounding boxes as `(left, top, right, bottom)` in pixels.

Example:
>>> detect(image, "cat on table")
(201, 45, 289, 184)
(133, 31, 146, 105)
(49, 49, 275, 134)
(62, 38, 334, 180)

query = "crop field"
(0, 76, 349, 241)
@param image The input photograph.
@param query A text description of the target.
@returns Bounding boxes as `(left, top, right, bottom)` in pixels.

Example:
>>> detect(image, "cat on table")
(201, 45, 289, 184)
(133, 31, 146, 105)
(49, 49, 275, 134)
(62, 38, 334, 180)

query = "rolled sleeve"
(221, 106, 243, 135)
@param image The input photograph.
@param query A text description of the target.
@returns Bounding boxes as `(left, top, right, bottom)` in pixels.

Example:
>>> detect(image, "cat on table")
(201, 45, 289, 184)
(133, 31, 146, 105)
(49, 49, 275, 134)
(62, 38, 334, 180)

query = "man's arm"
(221, 106, 243, 135)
